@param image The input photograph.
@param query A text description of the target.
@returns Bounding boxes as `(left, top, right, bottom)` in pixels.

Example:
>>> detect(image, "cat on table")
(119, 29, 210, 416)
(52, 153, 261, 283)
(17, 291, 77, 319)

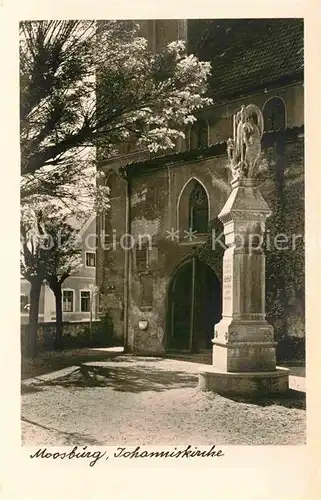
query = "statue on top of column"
(227, 104, 264, 183)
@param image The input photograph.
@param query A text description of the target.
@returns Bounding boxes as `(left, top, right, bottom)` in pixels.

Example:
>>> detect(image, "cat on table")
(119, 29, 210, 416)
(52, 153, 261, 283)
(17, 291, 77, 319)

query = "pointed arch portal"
(167, 258, 222, 352)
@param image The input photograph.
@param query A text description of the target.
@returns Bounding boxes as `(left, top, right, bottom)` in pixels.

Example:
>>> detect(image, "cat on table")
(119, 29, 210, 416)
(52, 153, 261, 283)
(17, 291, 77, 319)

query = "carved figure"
(243, 105, 264, 176)
(235, 105, 246, 164)
(227, 104, 264, 182)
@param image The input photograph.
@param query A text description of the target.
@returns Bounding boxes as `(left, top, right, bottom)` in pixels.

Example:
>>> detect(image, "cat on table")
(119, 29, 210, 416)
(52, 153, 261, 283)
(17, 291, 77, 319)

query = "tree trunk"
(53, 285, 63, 350)
(27, 277, 43, 358)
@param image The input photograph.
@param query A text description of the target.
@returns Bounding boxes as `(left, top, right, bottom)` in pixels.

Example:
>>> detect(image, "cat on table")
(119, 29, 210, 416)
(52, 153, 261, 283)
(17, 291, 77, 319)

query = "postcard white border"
(1, 1, 320, 498)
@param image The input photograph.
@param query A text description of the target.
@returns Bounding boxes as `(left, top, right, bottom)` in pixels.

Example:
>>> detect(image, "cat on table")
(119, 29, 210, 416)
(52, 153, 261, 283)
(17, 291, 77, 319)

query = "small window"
(263, 97, 286, 132)
(86, 252, 96, 267)
(20, 294, 29, 313)
(189, 183, 209, 233)
(80, 291, 91, 312)
(62, 290, 74, 312)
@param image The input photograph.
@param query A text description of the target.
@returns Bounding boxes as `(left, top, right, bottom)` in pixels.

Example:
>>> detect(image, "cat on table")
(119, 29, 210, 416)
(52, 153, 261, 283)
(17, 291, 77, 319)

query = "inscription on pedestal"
(223, 259, 233, 316)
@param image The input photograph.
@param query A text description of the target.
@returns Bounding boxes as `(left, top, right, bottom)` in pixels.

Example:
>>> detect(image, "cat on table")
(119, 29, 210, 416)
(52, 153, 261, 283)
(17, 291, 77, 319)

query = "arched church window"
(189, 183, 209, 233)
(263, 97, 286, 132)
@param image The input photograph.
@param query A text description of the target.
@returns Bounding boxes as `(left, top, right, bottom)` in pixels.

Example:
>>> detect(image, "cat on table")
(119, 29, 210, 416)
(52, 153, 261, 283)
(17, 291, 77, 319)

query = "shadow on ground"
(21, 350, 123, 380)
(27, 363, 198, 393)
(21, 416, 101, 445)
(223, 389, 306, 410)
(21, 384, 44, 395)
(23, 362, 306, 411)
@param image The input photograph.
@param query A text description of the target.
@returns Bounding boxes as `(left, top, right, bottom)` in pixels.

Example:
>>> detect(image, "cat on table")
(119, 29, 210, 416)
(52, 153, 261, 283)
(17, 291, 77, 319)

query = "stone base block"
(199, 366, 289, 396)
(212, 342, 277, 372)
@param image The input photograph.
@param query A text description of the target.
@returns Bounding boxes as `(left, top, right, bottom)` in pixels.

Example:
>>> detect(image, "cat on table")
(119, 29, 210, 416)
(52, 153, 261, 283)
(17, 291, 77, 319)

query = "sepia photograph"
(19, 18, 306, 448)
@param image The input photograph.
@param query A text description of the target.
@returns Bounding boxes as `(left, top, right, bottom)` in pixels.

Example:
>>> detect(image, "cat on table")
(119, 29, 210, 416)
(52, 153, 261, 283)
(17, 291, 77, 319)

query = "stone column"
(213, 177, 276, 372)
(199, 105, 289, 396)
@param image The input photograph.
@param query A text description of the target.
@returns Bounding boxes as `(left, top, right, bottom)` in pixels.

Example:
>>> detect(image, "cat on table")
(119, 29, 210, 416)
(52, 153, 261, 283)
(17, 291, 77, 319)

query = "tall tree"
(41, 218, 82, 350)
(20, 20, 212, 199)
(21, 171, 107, 357)
(20, 20, 212, 356)
(20, 208, 47, 358)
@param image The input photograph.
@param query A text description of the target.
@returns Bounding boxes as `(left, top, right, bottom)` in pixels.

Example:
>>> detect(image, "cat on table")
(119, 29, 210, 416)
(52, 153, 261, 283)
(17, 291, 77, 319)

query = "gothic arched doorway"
(167, 258, 222, 352)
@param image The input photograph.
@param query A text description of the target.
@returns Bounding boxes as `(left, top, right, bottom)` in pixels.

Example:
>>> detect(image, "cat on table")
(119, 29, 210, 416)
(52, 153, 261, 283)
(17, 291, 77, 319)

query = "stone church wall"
(96, 171, 127, 344)
(125, 133, 304, 354)
(95, 19, 304, 357)
(261, 137, 305, 345)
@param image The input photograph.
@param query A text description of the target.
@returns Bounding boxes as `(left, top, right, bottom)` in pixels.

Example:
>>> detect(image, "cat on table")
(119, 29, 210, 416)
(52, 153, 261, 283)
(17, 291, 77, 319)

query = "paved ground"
(21, 353, 306, 446)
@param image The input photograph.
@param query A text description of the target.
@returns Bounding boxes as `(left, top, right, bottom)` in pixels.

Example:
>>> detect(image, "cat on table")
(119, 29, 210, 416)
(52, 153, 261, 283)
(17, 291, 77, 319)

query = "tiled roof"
(188, 19, 304, 100)
(124, 126, 304, 177)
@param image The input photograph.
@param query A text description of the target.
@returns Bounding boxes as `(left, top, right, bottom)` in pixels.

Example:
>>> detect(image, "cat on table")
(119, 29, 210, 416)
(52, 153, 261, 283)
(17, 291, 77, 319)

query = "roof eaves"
(125, 125, 304, 177)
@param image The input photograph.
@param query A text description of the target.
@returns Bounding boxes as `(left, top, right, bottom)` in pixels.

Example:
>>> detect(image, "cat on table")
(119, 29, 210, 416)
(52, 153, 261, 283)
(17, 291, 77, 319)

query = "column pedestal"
(199, 178, 289, 396)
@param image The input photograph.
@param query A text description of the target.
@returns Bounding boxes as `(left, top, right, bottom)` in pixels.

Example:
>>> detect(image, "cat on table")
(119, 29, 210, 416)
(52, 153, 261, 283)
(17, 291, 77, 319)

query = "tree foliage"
(20, 20, 212, 199)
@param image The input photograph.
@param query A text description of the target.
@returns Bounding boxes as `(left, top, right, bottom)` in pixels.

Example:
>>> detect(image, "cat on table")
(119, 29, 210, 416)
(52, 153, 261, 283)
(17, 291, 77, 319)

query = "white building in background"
(21, 215, 98, 324)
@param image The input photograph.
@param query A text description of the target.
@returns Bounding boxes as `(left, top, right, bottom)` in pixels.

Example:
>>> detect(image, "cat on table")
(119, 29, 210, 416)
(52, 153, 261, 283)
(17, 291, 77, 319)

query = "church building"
(96, 19, 304, 356)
